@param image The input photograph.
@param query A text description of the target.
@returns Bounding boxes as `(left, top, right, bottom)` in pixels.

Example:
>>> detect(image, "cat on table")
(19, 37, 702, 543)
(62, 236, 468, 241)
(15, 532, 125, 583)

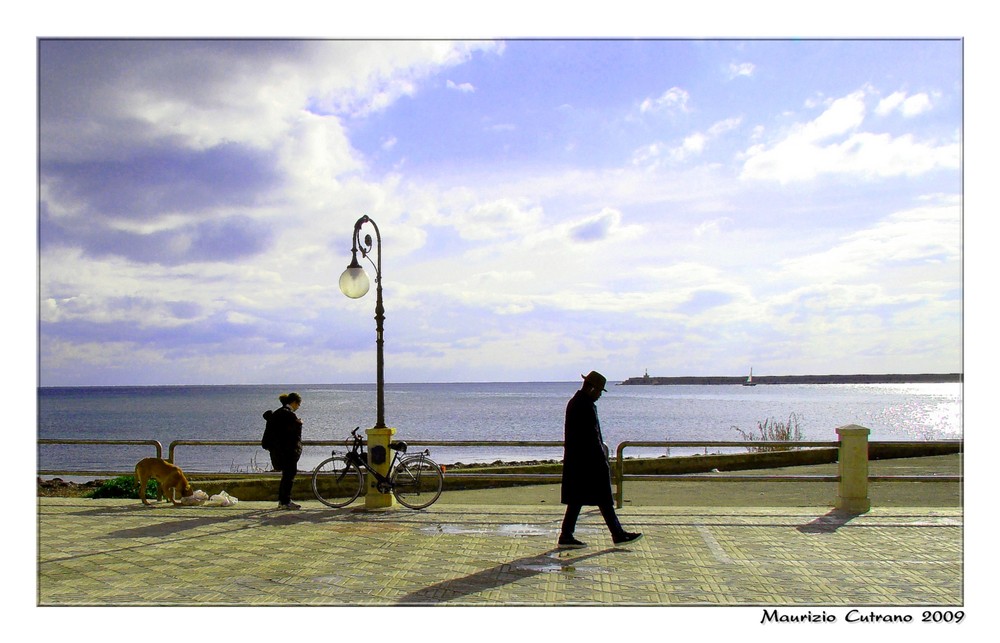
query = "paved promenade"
(37, 497, 962, 607)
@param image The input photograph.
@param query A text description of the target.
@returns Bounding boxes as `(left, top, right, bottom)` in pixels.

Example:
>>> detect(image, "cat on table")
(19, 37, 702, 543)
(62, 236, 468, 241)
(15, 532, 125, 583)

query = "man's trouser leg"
(598, 502, 624, 538)
(562, 502, 623, 537)
(561, 504, 582, 536)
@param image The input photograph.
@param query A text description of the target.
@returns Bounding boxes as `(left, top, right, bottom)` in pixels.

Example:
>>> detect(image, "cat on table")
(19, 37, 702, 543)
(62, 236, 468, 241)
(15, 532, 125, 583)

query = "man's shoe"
(613, 531, 643, 545)
(278, 501, 301, 510)
(557, 535, 587, 548)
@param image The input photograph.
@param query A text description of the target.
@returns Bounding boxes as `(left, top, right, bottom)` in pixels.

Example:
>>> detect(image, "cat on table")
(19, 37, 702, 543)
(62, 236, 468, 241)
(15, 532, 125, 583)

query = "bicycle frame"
(337, 428, 430, 491)
(313, 427, 444, 509)
(342, 443, 400, 488)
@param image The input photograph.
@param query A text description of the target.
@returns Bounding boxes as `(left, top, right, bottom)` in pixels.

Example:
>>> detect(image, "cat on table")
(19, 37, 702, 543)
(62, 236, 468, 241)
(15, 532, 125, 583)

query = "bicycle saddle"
(390, 440, 407, 453)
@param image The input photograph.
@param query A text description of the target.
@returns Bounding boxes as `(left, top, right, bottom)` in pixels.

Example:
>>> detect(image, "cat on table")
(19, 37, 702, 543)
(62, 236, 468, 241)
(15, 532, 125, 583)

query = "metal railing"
(614, 439, 963, 508)
(39, 437, 962, 510)
(37, 439, 163, 478)
(399, 440, 565, 482)
(164, 439, 566, 482)
(614, 440, 840, 508)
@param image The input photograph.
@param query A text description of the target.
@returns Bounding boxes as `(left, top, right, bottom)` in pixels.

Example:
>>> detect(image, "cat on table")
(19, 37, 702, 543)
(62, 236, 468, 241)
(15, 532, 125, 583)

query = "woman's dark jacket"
(261, 405, 303, 461)
(560, 389, 614, 506)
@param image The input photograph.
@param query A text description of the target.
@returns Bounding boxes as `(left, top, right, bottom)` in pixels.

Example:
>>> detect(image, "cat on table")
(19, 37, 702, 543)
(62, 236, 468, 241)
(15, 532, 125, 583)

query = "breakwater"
(619, 373, 962, 386)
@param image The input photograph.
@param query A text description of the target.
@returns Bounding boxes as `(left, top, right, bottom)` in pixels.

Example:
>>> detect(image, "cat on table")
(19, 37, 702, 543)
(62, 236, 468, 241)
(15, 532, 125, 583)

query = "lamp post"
(339, 215, 394, 508)
(339, 215, 386, 429)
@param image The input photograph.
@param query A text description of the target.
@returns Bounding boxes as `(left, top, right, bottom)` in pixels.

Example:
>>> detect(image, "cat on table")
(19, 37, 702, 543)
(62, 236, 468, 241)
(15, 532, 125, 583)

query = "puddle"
(516, 563, 568, 573)
(497, 524, 549, 537)
(421, 523, 551, 536)
(515, 553, 612, 575)
(422, 524, 487, 535)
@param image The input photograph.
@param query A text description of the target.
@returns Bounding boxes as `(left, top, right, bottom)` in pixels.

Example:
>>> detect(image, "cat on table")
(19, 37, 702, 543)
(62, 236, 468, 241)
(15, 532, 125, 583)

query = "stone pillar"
(365, 427, 397, 510)
(836, 424, 871, 513)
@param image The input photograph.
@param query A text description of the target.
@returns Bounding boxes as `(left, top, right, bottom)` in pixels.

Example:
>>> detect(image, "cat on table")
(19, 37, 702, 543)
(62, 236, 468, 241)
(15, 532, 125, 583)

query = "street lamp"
(340, 215, 397, 510)
(339, 214, 386, 429)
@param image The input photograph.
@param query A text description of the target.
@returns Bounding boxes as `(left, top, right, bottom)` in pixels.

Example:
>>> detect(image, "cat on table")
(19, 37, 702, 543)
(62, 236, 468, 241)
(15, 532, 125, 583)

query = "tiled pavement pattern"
(37, 498, 962, 606)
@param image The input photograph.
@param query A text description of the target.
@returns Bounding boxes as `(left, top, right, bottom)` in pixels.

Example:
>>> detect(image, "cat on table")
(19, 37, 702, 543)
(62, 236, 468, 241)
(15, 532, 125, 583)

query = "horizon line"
(38, 371, 963, 389)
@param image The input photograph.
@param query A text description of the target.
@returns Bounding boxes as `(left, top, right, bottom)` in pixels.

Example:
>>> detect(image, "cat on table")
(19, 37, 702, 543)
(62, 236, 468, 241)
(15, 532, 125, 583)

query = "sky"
(36, 37, 965, 386)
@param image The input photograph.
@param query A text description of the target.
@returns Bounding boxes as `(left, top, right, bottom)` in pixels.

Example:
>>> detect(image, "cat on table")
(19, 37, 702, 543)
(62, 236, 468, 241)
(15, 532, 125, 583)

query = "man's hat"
(581, 371, 608, 392)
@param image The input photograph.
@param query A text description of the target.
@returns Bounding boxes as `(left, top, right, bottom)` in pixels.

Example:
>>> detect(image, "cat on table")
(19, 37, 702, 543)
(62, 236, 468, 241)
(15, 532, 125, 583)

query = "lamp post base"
(365, 427, 396, 510)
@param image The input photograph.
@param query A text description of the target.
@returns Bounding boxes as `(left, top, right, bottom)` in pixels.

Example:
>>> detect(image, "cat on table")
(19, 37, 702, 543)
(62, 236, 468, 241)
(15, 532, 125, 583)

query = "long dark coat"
(560, 389, 614, 506)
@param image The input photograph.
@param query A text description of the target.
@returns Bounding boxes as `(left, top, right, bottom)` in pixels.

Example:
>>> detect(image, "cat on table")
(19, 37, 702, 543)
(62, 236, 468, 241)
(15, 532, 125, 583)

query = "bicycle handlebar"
(345, 427, 363, 449)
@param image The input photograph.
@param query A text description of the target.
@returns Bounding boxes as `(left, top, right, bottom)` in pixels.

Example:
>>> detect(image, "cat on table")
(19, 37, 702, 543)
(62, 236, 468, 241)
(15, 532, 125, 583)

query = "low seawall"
(185, 441, 961, 499)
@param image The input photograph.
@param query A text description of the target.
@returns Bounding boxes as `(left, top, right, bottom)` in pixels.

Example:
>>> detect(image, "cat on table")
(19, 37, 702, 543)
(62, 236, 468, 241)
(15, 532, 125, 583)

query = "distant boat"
(743, 367, 757, 387)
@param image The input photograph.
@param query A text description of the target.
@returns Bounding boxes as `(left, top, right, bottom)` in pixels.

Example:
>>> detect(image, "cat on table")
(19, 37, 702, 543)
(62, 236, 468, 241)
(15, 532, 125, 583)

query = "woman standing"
(262, 392, 304, 510)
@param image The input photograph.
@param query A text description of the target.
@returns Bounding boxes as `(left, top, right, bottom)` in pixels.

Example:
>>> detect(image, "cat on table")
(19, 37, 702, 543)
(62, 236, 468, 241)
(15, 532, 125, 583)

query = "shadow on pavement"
(797, 509, 861, 534)
(396, 547, 625, 604)
(80, 505, 356, 537)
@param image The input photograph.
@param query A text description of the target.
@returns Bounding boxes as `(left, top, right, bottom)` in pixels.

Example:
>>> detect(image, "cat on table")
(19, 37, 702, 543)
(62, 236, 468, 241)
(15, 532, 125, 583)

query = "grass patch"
(732, 413, 803, 452)
(86, 475, 158, 499)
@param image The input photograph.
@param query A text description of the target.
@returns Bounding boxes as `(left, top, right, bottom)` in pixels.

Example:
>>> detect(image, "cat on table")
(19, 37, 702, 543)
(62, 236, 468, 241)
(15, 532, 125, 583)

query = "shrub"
(86, 475, 159, 499)
(732, 413, 803, 452)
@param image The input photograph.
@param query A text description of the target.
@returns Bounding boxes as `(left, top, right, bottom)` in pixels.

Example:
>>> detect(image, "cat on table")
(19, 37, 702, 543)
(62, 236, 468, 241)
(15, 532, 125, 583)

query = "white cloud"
(708, 117, 743, 136)
(778, 198, 960, 283)
(801, 90, 867, 142)
(446, 79, 476, 93)
(639, 87, 691, 114)
(728, 62, 755, 78)
(455, 199, 543, 241)
(901, 92, 934, 117)
(877, 90, 934, 117)
(678, 133, 707, 157)
(40, 40, 499, 161)
(632, 117, 742, 167)
(875, 91, 906, 116)
(740, 89, 958, 183)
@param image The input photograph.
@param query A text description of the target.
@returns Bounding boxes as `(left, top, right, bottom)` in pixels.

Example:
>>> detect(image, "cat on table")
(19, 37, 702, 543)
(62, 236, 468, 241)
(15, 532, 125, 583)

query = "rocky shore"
(620, 373, 962, 386)
(37, 477, 104, 497)
(36, 459, 565, 498)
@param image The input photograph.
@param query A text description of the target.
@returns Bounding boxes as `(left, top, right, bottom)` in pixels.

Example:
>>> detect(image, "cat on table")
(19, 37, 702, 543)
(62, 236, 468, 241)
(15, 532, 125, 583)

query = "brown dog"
(135, 458, 194, 505)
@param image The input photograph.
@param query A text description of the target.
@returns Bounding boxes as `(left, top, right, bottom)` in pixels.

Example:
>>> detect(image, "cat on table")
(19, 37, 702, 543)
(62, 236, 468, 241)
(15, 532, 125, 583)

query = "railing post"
(836, 425, 871, 513)
(615, 444, 625, 509)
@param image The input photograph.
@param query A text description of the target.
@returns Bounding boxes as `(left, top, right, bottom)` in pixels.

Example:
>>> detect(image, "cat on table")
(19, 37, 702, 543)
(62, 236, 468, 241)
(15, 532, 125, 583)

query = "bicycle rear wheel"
(391, 455, 444, 509)
(312, 456, 364, 508)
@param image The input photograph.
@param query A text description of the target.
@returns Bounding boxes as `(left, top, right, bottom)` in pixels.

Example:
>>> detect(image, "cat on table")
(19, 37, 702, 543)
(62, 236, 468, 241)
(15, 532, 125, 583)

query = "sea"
(37, 381, 962, 477)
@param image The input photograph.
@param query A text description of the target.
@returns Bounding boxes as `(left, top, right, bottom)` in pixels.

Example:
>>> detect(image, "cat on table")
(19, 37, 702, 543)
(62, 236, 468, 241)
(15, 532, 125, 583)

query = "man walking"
(558, 371, 643, 548)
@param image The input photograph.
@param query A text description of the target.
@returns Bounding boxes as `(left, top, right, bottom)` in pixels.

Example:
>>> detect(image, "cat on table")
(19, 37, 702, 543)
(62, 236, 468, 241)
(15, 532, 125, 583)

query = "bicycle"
(311, 427, 444, 509)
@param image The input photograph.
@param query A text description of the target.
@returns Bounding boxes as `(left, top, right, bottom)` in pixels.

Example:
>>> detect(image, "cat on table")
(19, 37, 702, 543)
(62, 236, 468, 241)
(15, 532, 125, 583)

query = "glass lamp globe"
(339, 264, 370, 299)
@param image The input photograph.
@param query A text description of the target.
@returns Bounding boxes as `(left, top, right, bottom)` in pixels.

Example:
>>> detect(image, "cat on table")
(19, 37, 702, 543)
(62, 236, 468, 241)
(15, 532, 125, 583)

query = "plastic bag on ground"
(205, 490, 239, 506)
(180, 490, 209, 505)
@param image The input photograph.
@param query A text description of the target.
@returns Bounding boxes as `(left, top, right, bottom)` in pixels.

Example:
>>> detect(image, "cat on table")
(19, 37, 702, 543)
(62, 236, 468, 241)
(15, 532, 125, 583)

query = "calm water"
(37, 381, 962, 475)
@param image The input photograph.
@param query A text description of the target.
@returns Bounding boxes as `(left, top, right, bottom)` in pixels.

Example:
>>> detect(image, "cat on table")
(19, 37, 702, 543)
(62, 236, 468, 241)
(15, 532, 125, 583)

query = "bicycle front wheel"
(391, 455, 444, 509)
(312, 456, 364, 508)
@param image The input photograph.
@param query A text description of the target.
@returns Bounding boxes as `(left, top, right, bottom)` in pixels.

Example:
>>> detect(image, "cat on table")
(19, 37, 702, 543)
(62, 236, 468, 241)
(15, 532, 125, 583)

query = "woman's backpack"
(260, 409, 276, 450)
